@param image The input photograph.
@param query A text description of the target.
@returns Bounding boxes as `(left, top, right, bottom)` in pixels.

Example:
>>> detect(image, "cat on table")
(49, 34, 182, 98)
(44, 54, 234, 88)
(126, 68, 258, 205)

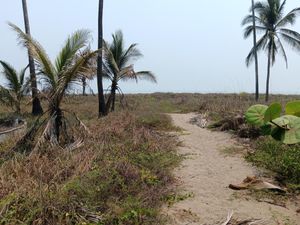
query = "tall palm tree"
(0, 61, 29, 114)
(242, 0, 300, 102)
(251, 0, 260, 101)
(21, 0, 43, 115)
(97, 0, 107, 116)
(103, 30, 156, 112)
(10, 23, 97, 143)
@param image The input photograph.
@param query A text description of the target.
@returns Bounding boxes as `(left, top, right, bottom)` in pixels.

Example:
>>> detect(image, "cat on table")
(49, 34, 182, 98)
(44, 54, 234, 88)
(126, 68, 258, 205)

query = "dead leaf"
(229, 176, 286, 193)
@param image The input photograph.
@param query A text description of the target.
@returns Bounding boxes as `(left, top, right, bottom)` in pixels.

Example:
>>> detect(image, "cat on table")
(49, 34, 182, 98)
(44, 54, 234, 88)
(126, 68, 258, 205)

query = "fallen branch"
(0, 123, 26, 135)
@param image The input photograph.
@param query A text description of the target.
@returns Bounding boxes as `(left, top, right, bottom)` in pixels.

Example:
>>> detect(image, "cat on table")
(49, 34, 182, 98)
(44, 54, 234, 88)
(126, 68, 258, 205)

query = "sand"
(164, 113, 300, 225)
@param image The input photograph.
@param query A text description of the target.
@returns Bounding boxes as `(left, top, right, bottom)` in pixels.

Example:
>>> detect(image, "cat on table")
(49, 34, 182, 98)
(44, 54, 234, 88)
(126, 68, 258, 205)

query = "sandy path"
(165, 113, 299, 225)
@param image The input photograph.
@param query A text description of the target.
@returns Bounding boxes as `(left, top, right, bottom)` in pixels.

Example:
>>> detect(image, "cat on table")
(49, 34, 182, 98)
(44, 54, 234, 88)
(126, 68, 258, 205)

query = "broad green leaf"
(245, 105, 268, 126)
(285, 101, 300, 117)
(272, 115, 300, 144)
(264, 102, 282, 123)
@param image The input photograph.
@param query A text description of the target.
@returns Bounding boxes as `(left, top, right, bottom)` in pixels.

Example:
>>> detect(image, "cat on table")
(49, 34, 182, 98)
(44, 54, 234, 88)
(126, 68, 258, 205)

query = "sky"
(1, 0, 300, 94)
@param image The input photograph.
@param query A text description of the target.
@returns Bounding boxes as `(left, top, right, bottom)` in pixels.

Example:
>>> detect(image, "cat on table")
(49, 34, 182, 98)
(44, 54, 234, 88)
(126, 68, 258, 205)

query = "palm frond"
(275, 34, 288, 68)
(279, 32, 300, 51)
(103, 41, 120, 76)
(279, 28, 300, 40)
(0, 85, 16, 108)
(242, 14, 266, 26)
(134, 71, 157, 83)
(243, 25, 267, 39)
(120, 43, 143, 67)
(0, 60, 20, 92)
(55, 29, 91, 73)
(9, 23, 56, 89)
(276, 7, 300, 27)
(54, 50, 99, 104)
(246, 33, 268, 67)
(19, 64, 29, 86)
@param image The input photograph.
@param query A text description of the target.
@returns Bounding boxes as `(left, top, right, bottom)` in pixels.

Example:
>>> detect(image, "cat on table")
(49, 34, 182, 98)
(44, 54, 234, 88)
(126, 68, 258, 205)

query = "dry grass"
(0, 97, 180, 224)
(1, 93, 300, 224)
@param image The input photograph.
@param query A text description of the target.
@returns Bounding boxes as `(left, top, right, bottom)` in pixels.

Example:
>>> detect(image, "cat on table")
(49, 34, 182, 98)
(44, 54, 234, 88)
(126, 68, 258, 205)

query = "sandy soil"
(164, 113, 300, 225)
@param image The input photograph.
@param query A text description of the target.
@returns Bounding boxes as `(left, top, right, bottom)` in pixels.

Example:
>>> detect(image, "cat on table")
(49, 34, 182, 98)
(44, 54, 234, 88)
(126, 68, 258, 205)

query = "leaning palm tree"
(10, 23, 97, 147)
(22, 0, 43, 115)
(103, 30, 156, 112)
(243, 0, 300, 102)
(0, 61, 29, 114)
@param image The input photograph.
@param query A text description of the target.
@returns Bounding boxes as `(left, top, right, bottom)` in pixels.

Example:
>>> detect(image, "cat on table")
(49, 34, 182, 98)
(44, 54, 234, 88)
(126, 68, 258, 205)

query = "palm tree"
(0, 61, 29, 114)
(10, 23, 97, 143)
(242, 0, 300, 102)
(103, 30, 156, 112)
(76, 48, 97, 96)
(21, 0, 43, 115)
(251, 0, 260, 101)
(97, 0, 107, 116)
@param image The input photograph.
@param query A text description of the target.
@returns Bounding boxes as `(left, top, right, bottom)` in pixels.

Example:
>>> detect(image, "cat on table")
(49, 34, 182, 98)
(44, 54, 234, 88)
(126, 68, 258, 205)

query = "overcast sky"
(1, 0, 300, 94)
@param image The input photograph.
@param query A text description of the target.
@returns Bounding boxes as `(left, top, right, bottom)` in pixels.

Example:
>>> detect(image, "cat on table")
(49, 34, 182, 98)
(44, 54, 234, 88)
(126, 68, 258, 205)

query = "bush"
(0, 108, 180, 224)
(247, 138, 300, 185)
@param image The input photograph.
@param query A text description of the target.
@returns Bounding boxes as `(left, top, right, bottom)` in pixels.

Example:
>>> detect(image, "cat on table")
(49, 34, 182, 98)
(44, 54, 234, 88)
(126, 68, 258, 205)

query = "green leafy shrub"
(245, 101, 300, 144)
(247, 138, 300, 185)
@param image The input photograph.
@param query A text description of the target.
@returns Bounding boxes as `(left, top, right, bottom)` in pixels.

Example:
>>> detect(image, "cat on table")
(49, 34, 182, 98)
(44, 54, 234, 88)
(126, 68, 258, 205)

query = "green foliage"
(103, 30, 156, 112)
(0, 61, 29, 113)
(264, 102, 282, 123)
(286, 101, 300, 116)
(245, 104, 268, 126)
(245, 101, 300, 144)
(247, 138, 300, 185)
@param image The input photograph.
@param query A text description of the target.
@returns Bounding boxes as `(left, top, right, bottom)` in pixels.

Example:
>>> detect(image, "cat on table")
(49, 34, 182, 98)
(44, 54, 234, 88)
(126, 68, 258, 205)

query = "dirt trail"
(165, 113, 299, 225)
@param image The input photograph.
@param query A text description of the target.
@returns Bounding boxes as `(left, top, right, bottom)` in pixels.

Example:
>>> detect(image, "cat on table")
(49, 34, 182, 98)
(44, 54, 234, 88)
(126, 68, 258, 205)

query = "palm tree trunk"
(111, 82, 117, 112)
(265, 46, 272, 102)
(97, 0, 107, 117)
(22, 0, 43, 115)
(251, 0, 259, 101)
(82, 77, 87, 96)
(106, 81, 117, 112)
(16, 102, 21, 115)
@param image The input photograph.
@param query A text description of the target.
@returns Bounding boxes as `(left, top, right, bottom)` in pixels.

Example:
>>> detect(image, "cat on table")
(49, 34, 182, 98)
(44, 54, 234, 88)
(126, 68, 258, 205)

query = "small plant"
(0, 61, 29, 114)
(245, 101, 300, 144)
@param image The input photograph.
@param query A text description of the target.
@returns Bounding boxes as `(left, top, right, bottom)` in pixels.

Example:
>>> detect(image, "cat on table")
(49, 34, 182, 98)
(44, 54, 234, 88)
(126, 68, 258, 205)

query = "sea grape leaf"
(272, 115, 300, 144)
(285, 101, 300, 117)
(264, 102, 281, 123)
(245, 105, 268, 126)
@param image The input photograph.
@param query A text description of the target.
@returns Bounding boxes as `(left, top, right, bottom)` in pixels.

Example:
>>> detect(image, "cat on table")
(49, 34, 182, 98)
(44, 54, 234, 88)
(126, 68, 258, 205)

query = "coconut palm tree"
(21, 0, 43, 115)
(10, 23, 97, 143)
(75, 48, 97, 96)
(242, 0, 300, 102)
(97, 0, 107, 116)
(103, 30, 156, 112)
(251, 0, 260, 101)
(0, 61, 29, 114)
